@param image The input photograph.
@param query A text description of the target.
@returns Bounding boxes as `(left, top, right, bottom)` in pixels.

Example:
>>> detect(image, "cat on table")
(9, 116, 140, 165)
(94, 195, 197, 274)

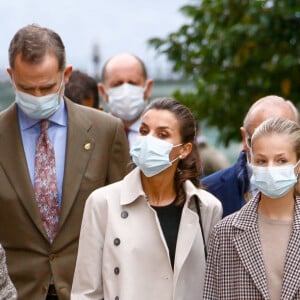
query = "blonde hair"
(251, 118, 300, 195)
(251, 118, 300, 160)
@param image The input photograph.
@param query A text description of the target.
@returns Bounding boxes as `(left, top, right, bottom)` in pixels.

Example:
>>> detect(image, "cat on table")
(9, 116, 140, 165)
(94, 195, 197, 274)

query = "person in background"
(204, 117, 300, 299)
(0, 244, 17, 299)
(98, 53, 153, 148)
(64, 70, 100, 109)
(0, 24, 130, 300)
(196, 123, 230, 176)
(71, 97, 222, 300)
(201, 95, 299, 217)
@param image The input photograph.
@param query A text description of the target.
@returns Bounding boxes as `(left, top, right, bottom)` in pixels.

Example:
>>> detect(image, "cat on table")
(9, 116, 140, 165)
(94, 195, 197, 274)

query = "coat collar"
(232, 192, 260, 230)
(232, 194, 300, 299)
(119, 168, 203, 289)
(0, 103, 43, 235)
(281, 196, 300, 299)
(120, 167, 145, 205)
(231, 193, 269, 299)
(58, 98, 95, 229)
(119, 167, 200, 208)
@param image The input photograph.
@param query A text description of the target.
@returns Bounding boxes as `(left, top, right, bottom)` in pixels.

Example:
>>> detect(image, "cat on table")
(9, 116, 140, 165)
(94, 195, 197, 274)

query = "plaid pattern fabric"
(34, 120, 60, 243)
(204, 194, 300, 300)
(0, 244, 17, 299)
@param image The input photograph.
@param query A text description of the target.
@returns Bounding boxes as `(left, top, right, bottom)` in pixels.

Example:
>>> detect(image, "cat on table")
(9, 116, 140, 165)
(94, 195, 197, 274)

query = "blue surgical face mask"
(13, 77, 64, 119)
(249, 161, 300, 198)
(130, 135, 183, 177)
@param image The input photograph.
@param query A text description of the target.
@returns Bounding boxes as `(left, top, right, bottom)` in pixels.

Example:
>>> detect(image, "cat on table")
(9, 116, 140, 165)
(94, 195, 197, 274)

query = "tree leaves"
(148, 0, 300, 145)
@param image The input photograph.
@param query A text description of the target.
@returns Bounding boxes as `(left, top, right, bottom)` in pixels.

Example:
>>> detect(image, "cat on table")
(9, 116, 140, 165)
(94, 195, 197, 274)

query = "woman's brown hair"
(143, 97, 202, 206)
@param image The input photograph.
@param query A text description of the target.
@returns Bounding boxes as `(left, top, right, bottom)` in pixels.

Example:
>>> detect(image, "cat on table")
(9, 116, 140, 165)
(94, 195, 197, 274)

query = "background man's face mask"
(107, 83, 146, 121)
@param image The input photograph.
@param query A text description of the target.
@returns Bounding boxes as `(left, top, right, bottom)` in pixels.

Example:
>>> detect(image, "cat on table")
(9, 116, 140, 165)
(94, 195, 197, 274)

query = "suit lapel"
(0, 104, 48, 240)
(281, 196, 300, 300)
(58, 99, 94, 228)
(233, 197, 269, 299)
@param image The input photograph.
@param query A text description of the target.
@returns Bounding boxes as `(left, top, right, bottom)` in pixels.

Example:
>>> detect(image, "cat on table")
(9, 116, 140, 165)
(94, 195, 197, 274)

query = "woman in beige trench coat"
(71, 97, 222, 300)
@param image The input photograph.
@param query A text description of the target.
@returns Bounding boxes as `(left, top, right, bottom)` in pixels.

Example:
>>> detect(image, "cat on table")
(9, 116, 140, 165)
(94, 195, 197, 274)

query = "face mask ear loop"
(10, 74, 17, 91)
(173, 143, 184, 148)
(143, 80, 148, 92)
(170, 144, 184, 164)
(294, 160, 300, 179)
(170, 156, 180, 164)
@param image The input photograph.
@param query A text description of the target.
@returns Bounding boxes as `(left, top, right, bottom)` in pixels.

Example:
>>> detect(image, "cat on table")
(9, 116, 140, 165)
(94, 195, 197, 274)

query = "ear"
(63, 65, 73, 84)
(240, 126, 248, 152)
(6, 67, 13, 80)
(179, 142, 193, 159)
(98, 83, 109, 102)
(144, 79, 153, 100)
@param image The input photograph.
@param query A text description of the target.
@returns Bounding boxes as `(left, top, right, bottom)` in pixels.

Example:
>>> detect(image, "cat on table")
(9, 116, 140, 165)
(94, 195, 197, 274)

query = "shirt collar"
(18, 97, 67, 130)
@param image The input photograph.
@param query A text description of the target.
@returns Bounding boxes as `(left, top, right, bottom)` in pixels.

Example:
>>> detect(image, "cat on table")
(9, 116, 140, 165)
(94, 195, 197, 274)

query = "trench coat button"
(114, 238, 121, 246)
(114, 267, 120, 275)
(121, 211, 128, 218)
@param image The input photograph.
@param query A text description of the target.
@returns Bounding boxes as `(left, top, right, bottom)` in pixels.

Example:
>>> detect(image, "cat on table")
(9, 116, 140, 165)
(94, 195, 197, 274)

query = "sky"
(1, 0, 191, 80)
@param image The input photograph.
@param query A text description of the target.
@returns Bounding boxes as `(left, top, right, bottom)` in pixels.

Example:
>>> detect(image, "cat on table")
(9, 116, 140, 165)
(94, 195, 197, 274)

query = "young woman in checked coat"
(204, 118, 300, 300)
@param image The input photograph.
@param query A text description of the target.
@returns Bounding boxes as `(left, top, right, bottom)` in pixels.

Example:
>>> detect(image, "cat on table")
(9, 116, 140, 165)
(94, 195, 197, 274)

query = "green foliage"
(149, 0, 300, 145)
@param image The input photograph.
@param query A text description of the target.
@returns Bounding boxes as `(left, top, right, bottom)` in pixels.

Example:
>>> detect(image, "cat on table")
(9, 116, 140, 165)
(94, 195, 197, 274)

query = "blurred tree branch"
(149, 0, 300, 145)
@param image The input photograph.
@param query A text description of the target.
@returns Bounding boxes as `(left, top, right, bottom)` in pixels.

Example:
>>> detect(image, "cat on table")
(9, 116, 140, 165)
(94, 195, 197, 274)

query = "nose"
(32, 88, 44, 97)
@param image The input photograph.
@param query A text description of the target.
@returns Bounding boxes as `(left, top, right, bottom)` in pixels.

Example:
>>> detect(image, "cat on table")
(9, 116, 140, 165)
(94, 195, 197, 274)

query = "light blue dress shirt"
(17, 99, 68, 208)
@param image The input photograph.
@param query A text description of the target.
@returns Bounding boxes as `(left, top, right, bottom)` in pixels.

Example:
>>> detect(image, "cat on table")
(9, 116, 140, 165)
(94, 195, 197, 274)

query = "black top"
(152, 201, 183, 269)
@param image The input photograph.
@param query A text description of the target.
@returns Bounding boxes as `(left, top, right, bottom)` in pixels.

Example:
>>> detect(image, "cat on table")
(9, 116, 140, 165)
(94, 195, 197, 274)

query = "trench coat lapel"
(0, 104, 48, 239)
(173, 196, 199, 284)
(233, 196, 269, 300)
(280, 196, 300, 300)
(58, 99, 94, 229)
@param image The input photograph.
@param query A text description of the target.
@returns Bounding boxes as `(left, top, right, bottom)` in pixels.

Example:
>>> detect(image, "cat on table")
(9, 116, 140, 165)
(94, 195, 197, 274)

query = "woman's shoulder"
(197, 187, 223, 209)
(87, 180, 123, 207)
(86, 168, 143, 208)
(213, 199, 256, 233)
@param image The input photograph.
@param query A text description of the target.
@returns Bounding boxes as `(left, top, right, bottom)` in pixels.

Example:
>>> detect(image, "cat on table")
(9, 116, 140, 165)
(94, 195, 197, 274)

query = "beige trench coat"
(71, 167, 222, 300)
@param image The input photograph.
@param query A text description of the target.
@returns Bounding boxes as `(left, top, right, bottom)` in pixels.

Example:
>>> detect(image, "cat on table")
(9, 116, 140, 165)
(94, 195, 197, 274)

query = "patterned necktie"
(124, 127, 130, 138)
(34, 120, 60, 243)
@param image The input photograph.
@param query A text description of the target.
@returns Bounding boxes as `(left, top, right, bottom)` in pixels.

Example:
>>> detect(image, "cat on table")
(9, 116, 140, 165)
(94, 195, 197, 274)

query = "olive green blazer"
(0, 98, 130, 300)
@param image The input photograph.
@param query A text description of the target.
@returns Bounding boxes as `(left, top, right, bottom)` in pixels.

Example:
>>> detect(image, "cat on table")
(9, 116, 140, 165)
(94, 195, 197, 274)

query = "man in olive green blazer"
(0, 24, 130, 300)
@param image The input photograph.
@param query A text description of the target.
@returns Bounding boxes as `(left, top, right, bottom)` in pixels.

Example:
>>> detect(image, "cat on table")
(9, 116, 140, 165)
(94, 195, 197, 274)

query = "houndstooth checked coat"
(204, 194, 300, 300)
(0, 244, 17, 299)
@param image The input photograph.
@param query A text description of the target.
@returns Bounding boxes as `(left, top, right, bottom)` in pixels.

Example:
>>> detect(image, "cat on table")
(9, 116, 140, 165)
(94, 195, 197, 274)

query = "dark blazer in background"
(201, 151, 249, 217)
